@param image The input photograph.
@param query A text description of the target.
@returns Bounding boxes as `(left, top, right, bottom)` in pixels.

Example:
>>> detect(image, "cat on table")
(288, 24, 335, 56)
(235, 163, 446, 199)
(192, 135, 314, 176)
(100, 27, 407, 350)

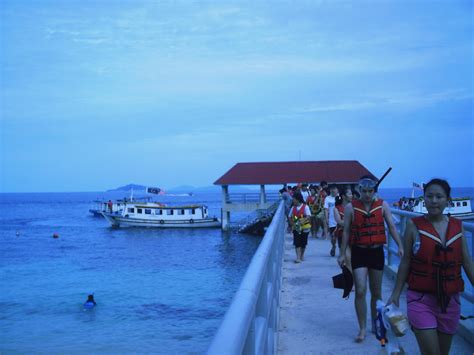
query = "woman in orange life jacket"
(289, 192, 312, 263)
(334, 186, 353, 271)
(337, 176, 404, 343)
(388, 179, 473, 355)
(306, 185, 320, 238)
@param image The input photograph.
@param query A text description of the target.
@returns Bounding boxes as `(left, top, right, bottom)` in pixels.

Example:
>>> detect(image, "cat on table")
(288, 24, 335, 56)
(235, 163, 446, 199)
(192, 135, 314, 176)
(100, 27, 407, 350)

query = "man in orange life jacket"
(338, 176, 404, 343)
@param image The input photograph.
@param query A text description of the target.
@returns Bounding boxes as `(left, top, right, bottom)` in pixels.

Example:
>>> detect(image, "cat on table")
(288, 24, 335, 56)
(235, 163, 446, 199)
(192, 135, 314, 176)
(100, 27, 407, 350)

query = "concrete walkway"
(277, 233, 474, 354)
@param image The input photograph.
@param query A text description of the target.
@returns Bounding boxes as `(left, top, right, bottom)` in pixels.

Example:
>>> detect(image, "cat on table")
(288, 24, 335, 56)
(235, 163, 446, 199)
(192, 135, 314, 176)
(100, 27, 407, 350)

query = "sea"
(1, 187, 473, 353)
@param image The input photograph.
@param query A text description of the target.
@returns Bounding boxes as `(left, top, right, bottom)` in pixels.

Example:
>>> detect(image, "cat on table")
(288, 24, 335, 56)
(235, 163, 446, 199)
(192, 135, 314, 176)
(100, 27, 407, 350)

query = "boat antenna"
(374, 167, 392, 191)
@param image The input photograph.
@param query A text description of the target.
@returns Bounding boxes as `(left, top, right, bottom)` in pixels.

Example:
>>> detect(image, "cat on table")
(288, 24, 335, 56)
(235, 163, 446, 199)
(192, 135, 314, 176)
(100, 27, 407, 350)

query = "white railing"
(207, 202, 286, 355)
(227, 193, 281, 204)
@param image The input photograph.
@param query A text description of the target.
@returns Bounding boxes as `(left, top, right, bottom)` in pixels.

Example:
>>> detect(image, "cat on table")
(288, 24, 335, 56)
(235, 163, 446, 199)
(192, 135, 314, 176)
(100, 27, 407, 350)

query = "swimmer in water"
(84, 294, 97, 309)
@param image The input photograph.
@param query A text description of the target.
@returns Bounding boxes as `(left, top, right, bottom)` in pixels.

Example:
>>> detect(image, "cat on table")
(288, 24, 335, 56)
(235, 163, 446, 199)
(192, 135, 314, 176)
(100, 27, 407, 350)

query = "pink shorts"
(407, 290, 461, 335)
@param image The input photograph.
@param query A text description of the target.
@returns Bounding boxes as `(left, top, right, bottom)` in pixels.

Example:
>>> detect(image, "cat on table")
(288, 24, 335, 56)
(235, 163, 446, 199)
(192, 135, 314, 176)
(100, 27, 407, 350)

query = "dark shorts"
(293, 231, 309, 248)
(351, 245, 384, 270)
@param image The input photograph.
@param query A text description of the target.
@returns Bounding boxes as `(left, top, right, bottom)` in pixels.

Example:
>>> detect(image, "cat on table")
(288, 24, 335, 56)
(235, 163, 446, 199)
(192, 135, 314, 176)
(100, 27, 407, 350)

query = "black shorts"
(293, 231, 309, 248)
(351, 245, 384, 270)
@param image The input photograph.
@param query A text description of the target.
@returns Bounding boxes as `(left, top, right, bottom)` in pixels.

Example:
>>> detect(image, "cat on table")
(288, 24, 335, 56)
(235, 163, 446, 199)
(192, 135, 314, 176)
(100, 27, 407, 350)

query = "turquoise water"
(0, 192, 260, 353)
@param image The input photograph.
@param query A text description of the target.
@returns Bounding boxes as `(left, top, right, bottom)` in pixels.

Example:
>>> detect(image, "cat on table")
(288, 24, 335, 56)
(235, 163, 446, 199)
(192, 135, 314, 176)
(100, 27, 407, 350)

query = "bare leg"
(438, 331, 454, 355)
(345, 247, 352, 273)
(413, 328, 441, 355)
(368, 268, 383, 332)
(301, 247, 306, 261)
(353, 267, 368, 342)
(295, 247, 302, 263)
(330, 231, 336, 256)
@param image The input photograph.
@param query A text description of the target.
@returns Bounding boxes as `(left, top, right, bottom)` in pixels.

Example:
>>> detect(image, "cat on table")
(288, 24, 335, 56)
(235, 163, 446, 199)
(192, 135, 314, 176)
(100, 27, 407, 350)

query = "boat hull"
(101, 212, 221, 228)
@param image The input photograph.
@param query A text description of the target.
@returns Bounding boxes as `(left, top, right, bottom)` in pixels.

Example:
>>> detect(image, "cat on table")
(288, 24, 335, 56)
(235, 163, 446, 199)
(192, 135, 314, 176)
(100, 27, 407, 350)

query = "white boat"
(101, 202, 221, 228)
(399, 197, 474, 220)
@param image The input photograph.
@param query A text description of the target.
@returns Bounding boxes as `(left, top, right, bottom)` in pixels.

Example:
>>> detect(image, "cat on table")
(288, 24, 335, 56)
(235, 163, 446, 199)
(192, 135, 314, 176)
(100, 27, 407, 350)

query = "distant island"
(107, 184, 147, 192)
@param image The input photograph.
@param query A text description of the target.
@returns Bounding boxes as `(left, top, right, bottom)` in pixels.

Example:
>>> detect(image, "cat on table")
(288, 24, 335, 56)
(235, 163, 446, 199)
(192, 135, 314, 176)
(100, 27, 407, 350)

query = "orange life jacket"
(334, 204, 345, 239)
(291, 204, 311, 230)
(351, 199, 386, 245)
(408, 216, 464, 311)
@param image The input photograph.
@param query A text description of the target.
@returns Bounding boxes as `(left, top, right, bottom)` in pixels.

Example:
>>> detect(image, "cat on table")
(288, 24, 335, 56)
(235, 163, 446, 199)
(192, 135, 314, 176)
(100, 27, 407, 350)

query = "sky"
(0, 0, 473, 192)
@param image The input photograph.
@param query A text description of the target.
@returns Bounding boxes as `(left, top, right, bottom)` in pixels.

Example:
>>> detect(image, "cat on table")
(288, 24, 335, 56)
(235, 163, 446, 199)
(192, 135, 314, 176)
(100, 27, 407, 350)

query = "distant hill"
(107, 184, 147, 192)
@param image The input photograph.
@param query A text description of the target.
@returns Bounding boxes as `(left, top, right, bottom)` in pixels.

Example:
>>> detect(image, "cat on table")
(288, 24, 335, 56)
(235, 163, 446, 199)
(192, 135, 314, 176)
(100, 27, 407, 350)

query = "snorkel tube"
(374, 167, 392, 191)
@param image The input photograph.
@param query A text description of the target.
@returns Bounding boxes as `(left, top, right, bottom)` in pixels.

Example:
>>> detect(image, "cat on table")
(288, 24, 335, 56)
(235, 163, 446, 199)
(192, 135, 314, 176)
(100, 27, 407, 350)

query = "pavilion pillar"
(221, 185, 230, 230)
(259, 184, 266, 205)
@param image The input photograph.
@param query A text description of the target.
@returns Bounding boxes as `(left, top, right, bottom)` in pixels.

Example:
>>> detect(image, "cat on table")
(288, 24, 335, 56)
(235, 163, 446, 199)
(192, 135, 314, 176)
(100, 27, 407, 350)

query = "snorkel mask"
(358, 177, 378, 191)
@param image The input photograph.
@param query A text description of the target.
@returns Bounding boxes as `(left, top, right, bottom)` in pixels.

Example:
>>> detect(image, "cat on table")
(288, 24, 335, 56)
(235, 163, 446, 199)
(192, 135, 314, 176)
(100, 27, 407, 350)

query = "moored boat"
(101, 202, 220, 228)
(397, 196, 474, 221)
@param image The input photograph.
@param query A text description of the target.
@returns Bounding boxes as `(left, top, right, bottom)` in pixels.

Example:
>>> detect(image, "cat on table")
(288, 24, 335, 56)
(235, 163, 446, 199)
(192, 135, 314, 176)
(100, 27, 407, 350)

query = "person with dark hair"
(338, 176, 404, 343)
(84, 294, 97, 309)
(289, 192, 312, 263)
(387, 178, 473, 355)
(334, 186, 353, 269)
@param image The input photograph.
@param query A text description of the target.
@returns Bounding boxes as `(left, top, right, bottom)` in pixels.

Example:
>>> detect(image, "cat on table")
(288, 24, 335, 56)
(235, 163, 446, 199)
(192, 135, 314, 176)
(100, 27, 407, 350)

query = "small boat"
(398, 196, 474, 221)
(101, 202, 221, 228)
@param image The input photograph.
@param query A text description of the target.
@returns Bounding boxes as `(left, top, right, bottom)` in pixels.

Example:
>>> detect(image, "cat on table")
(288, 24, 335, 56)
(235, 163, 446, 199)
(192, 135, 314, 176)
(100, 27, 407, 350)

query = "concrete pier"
(277, 234, 474, 354)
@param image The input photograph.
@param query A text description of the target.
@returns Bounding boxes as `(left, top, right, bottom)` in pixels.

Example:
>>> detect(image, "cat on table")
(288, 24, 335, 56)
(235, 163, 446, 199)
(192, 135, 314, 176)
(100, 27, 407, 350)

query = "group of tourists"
(281, 176, 473, 355)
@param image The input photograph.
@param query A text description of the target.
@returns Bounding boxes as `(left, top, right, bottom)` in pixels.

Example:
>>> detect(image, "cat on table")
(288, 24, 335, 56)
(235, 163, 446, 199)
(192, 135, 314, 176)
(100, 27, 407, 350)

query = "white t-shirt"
(324, 195, 337, 228)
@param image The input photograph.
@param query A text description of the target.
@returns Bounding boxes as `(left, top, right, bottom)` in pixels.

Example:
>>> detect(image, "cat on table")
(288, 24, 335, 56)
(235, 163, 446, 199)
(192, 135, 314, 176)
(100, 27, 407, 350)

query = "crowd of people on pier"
(280, 177, 473, 355)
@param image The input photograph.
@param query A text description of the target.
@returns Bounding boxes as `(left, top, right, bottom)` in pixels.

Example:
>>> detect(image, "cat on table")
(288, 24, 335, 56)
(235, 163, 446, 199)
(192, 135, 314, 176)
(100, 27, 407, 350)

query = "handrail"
(207, 201, 286, 355)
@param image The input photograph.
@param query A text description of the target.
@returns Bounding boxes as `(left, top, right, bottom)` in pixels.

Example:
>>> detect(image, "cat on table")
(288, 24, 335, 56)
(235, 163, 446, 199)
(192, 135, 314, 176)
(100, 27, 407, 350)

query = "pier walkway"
(277, 234, 474, 354)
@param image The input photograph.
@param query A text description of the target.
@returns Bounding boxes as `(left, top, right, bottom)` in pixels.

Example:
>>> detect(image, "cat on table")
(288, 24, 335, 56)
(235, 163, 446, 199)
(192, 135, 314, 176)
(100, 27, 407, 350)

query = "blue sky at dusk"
(1, 0, 472, 192)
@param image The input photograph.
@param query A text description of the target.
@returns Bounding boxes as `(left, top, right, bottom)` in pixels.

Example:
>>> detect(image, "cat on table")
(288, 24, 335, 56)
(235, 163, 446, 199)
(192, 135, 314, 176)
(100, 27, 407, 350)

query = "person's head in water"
(423, 178, 451, 217)
(87, 294, 96, 304)
(358, 175, 378, 203)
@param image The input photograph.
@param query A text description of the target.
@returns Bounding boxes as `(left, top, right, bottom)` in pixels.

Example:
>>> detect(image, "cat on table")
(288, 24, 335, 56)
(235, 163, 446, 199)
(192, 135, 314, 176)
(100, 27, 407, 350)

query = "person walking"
(289, 192, 312, 263)
(325, 184, 339, 256)
(337, 176, 404, 343)
(387, 179, 473, 355)
(334, 186, 353, 269)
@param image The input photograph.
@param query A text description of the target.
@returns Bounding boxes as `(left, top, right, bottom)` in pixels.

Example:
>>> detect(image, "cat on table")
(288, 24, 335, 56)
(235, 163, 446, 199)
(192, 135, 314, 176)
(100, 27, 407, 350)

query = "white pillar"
(260, 184, 266, 205)
(221, 185, 230, 230)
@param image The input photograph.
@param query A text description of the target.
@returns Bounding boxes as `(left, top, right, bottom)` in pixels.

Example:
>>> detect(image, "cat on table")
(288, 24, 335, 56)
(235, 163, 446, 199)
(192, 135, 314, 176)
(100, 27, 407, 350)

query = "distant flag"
(146, 187, 161, 194)
(412, 182, 422, 189)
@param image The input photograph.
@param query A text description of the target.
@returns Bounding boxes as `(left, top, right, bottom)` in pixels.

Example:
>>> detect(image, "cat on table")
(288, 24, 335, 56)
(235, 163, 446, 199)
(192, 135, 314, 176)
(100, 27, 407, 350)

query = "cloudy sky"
(1, 0, 472, 192)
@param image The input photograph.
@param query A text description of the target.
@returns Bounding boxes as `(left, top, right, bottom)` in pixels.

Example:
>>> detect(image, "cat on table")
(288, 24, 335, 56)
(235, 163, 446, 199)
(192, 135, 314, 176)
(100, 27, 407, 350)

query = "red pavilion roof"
(214, 161, 376, 185)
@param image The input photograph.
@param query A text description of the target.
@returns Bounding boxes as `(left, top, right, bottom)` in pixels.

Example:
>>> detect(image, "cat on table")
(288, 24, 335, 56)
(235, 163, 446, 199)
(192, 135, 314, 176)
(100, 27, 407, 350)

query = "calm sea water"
(1, 187, 472, 353)
(0, 191, 261, 354)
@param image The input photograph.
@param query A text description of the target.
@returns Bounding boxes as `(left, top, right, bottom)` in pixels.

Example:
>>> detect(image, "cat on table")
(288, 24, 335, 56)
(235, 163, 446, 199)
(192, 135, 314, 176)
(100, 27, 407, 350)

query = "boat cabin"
(125, 204, 209, 220)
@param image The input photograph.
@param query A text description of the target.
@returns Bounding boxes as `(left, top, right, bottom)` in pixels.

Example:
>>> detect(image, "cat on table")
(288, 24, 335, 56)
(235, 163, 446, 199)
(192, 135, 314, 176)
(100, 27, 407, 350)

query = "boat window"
(166, 209, 174, 215)
(145, 209, 152, 215)
(128, 208, 135, 213)
(456, 202, 461, 207)
(463, 202, 467, 206)
(178, 209, 185, 215)
(191, 209, 195, 214)
(137, 208, 143, 214)
(155, 209, 163, 215)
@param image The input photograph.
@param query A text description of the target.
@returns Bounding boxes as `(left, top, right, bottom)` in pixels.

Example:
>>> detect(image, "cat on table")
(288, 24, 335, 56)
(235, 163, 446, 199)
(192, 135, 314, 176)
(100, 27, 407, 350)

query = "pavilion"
(214, 160, 376, 230)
